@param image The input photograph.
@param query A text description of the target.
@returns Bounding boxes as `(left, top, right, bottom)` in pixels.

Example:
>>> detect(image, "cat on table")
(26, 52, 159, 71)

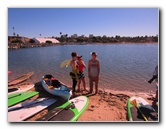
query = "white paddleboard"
(69, 96, 88, 113)
(37, 96, 88, 121)
(8, 97, 56, 122)
(8, 83, 34, 95)
(130, 96, 154, 110)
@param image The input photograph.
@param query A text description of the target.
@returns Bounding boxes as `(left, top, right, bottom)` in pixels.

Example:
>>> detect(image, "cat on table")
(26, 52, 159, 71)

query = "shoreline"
(8, 42, 158, 50)
(11, 81, 157, 122)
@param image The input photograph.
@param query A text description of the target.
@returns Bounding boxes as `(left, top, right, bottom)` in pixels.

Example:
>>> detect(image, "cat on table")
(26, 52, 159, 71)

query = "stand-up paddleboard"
(8, 72, 34, 86)
(127, 96, 158, 121)
(37, 96, 88, 121)
(8, 91, 39, 107)
(8, 97, 57, 122)
(8, 83, 34, 95)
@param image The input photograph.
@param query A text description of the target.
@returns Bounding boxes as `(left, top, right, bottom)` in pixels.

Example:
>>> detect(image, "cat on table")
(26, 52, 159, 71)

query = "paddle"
(60, 59, 71, 68)
(45, 101, 75, 121)
(130, 99, 148, 121)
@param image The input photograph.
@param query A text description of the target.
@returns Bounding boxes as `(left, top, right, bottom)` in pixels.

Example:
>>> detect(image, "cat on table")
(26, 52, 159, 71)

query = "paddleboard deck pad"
(8, 97, 57, 122)
(8, 91, 39, 107)
(37, 96, 88, 121)
(127, 96, 158, 121)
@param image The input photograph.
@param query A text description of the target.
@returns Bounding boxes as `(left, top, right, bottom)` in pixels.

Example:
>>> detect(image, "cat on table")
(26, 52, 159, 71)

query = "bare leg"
(77, 79, 81, 92)
(155, 89, 158, 101)
(82, 78, 86, 91)
(95, 78, 99, 94)
(89, 78, 93, 93)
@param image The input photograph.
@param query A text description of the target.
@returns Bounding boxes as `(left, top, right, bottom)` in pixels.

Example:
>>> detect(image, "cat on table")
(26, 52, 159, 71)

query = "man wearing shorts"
(88, 52, 100, 94)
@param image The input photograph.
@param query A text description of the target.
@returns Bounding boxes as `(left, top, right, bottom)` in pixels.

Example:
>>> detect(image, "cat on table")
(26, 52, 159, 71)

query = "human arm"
(97, 60, 100, 78)
(88, 60, 90, 78)
(81, 60, 86, 68)
(71, 60, 77, 70)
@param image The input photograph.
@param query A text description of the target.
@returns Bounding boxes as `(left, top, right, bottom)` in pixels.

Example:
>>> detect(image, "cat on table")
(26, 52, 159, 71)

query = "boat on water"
(41, 75, 72, 101)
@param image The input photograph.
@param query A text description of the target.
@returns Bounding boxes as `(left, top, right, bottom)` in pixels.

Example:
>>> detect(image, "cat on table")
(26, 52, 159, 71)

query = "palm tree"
(60, 32, 62, 37)
(13, 27, 15, 37)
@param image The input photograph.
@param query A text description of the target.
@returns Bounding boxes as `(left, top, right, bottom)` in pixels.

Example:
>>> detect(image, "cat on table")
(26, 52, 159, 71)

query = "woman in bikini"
(77, 56, 87, 93)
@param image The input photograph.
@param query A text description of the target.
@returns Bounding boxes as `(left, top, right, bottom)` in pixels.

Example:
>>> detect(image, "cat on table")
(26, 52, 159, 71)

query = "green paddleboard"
(8, 91, 39, 107)
(127, 96, 158, 121)
(37, 96, 88, 121)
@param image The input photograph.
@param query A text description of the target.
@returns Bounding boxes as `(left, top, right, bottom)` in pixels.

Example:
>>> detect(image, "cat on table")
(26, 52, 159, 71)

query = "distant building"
(33, 37, 60, 44)
(71, 34, 78, 38)
(89, 34, 94, 38)
(81, 35, 85, 37)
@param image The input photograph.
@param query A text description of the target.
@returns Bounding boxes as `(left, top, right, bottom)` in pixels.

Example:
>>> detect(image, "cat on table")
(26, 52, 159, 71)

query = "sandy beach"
(9, 81, 158, 122)
(77, 89, 158, 122)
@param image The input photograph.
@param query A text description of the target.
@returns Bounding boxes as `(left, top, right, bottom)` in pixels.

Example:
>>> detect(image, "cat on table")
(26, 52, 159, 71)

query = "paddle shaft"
(136, 107, 148, 121)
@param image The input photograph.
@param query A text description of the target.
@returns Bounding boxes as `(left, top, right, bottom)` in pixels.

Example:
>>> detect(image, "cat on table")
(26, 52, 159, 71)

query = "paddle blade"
(130, 99, 138, 108)
(60, 59, 71, 68)
(65, 60, 72, 67)
(130, 99, 148, 121)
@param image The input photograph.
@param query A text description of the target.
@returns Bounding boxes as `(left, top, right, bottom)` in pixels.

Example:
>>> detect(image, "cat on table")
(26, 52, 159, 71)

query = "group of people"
(70, 52, 100, 96)
(69, 51, 158, 102)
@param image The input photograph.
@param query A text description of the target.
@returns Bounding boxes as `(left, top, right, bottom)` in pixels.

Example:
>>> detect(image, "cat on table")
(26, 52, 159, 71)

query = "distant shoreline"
(8, 42, 158, 50)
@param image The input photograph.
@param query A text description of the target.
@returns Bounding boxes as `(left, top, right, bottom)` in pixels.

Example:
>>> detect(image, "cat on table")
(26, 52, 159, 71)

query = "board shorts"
(78, 71, 85, 79)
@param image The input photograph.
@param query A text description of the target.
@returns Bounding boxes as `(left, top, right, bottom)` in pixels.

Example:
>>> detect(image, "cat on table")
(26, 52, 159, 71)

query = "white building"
(33, 37, 60, 44)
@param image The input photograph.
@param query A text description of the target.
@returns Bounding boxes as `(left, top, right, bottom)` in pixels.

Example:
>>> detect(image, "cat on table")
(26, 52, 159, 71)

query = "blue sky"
(8, 8, 158, 38)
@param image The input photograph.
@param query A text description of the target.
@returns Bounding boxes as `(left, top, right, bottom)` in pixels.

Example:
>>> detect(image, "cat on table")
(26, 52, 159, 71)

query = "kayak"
(127, 96, 158, 121)
(8, 72, 34, 86)
(37, 96, 88, 121)
(41, 75, 72, 101)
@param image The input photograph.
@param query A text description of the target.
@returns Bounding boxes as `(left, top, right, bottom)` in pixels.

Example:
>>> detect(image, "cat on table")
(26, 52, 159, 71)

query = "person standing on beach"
(88, 52, 100, 94)
(148, 65, 158, 102)
(77, 56, 87, 93)
(70, 52, 79, 96)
